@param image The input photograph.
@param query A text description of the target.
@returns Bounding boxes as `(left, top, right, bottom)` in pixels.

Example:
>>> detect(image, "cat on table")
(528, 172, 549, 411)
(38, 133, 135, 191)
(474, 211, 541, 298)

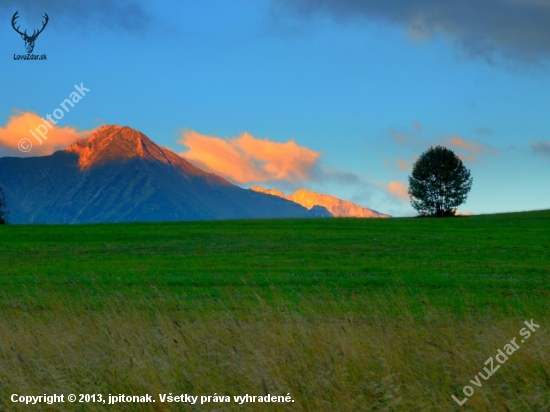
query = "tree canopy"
(408, 146, 473, 217)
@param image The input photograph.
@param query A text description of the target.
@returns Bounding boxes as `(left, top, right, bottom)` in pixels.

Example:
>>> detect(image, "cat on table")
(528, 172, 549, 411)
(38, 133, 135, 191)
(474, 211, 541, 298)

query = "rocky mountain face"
(250, 186, 390, 218)
(0, 125, 327, 224)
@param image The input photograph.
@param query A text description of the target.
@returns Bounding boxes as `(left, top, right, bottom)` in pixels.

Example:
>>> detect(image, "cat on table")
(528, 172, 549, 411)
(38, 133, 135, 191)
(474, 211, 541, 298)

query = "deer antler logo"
(11, 11, 49, 54)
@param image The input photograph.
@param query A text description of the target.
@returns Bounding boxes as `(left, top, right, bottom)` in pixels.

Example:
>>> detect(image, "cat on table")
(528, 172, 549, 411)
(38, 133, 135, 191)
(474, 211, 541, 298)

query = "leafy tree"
(0, 185, 9, 224)
(408, 146, 473, 217)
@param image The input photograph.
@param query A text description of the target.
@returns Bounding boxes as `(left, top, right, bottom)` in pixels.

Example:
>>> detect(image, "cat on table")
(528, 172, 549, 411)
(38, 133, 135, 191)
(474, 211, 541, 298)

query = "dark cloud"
(531, 140, 550, 157)
(309, 165, 361, 185)
(1, 0, 152, 33)
(475, 127, 493, 136)
(271, 0, 550, 65)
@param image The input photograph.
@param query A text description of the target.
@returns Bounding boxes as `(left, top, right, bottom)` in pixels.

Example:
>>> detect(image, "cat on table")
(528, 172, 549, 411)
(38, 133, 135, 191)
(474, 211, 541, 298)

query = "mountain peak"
(0, 128, 321, 223)
(66, 125, 178, 169)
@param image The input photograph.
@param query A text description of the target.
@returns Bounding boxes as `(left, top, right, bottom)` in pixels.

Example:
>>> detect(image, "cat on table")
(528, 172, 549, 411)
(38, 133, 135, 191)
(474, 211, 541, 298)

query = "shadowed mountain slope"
(0, 125, 325, 223)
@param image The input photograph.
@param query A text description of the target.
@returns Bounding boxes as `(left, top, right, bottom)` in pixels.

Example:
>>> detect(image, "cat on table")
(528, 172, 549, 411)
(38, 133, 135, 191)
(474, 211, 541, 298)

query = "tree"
(0, 185, 9, 224)
(408, 146, 473, 217)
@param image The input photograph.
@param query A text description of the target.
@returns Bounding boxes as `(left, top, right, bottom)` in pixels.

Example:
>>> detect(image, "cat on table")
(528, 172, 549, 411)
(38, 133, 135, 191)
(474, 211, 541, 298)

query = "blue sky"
(1, 0, 549, 216)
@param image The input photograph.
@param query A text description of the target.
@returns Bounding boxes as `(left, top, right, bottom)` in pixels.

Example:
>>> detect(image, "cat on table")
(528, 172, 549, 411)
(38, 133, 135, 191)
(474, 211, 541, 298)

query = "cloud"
(444, 135, 483, 153)
(396, 157, 412, 171)
(178, 130, 320, 184)
(412, 121, 424, 131)
(531, 140, 550, 158)
(0, 0, 152, 33)
(271, 0, 550, 65)
(387, 125, 498, 172)
(386, 181, 409, 200)
(0, 111, 92, 157)
(385, 156, 413, 171)
(390, 129, 415, 146)
(309, 167, 361, 185)
(179, 129, 397, 214)
(443, 135, 497, 163)
(475, 127, 493, 136)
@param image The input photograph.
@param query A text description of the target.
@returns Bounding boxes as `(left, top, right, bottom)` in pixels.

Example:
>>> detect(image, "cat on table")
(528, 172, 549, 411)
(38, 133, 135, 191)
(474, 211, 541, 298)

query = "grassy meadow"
(0, 210, 549, 411)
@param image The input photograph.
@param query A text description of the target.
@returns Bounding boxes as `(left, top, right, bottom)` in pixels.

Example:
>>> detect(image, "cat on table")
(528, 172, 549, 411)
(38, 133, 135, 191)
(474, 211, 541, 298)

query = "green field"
(0, 211, 549, 411)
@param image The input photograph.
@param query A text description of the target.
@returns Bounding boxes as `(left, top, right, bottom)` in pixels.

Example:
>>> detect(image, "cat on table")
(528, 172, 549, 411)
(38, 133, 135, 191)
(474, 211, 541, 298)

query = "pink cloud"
(0, 111, 93, 157)
(384, 156, 413, 172)
(178, 130, 320, 184)
(390, 129, 413, 146)
(396, 157, 412, 171)
(443, 135, 497, 163)
(387, 181, 409, 200)
(412, 121, 424, 131)
(444, 135, 482, 153)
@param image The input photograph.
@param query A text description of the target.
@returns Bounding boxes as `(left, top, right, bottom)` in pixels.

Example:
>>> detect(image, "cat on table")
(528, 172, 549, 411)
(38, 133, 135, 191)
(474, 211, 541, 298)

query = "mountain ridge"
(0, 125, 327, 223)
(250, 186, 390, 218)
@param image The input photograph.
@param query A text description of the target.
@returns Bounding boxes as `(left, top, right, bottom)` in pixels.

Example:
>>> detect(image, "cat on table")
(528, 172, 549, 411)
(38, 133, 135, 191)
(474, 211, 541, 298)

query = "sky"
(0, 0, 549, 217)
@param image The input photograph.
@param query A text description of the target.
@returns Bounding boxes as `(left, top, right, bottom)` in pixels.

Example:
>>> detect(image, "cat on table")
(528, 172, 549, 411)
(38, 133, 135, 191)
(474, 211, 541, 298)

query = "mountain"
(0, 125, 328, 224)
(250, 186, 390, 218)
